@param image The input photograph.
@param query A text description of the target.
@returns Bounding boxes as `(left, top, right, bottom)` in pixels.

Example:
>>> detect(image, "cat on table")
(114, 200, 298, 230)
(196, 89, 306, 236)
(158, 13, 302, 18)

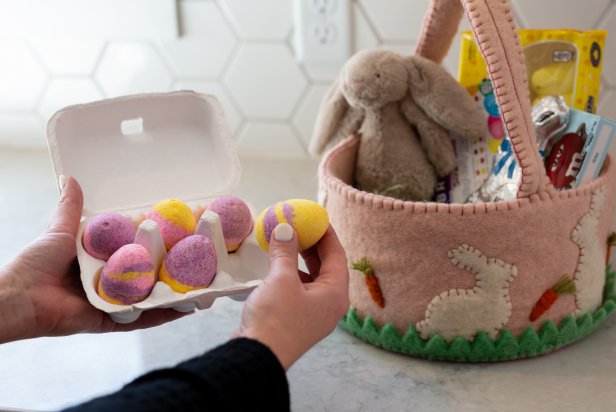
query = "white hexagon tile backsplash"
(158, 0, 238, 78)
(0, 41, 48, 111)
(29, 38, 104, 76)
(0, 0, 615, 158)
(224, 43, 308, 120)
(94, 42, 174, 97)
(38, 78, 103, 120)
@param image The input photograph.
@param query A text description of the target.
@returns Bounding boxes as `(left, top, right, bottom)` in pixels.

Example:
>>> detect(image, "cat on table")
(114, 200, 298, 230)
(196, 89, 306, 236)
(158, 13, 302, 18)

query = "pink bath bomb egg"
(97, 244, 155, 305)
(83, 212, 136, 260)
(160, 235, 217, 293)
(207, 195, 253, 252)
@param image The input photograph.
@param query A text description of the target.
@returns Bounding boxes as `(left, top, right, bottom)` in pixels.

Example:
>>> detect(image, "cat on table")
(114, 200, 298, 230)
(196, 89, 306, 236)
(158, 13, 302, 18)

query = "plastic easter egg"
(147, 198, 196, 250)
(83, 212, 136, 260)
(98, 244, 155, 305)
(487, 138, 502, 154)
(160, 235, 218, 293)
(478, 79, 493, 96)
(255, 199, 329, 252)
(487, 115, 504, 140)
(483, 93, 499, 117)
(208, 195, 253, 252)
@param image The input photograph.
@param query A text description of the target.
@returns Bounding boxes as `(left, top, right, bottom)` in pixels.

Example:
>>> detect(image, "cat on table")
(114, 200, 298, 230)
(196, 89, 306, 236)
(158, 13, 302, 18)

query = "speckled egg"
(160, 235, 217, 293)
(255, 199, 329, 252)
(147, 198, 196, 250)
(208, 195, 253, 252)
(83, 212, 136, 261)
(97, 244, 155, 305)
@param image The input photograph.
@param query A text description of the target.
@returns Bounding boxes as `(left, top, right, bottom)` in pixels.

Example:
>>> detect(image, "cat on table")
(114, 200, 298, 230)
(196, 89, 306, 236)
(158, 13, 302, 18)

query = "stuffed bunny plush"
(310, 49, 486, 201)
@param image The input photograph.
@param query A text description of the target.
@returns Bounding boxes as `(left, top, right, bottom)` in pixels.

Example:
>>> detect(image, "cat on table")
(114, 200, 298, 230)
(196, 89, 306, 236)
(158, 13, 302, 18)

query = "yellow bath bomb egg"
(255, 199, 329, 252)
(146, 198, 196, 250)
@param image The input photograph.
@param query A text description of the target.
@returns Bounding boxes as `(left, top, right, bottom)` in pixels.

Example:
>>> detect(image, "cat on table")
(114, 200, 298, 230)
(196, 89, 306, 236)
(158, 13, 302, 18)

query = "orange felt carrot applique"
(607, 232, 616, 266)
(351, 257, 384, 308)
(529, 275, 576, 321)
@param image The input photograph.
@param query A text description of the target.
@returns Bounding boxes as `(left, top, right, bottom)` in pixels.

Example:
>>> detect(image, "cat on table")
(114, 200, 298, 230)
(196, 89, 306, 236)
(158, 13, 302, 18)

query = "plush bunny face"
(340, 49, 408, 109)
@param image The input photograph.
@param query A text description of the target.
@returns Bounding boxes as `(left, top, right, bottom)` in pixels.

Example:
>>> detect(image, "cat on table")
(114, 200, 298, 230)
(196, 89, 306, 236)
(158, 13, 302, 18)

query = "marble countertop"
(1, 297, 615, 412)
(1, 150, 615, 411)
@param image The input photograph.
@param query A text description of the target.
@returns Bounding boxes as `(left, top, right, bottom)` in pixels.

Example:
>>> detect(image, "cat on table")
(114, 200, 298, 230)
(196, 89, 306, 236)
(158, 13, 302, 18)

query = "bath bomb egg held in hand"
(160, 235, 218, 293)
(207, 195, 253, 252)
(256, 199, 329, 252)
(97, 244, 156, 305)
(83, 212, 136, 261)
(147, 198, 196, 250)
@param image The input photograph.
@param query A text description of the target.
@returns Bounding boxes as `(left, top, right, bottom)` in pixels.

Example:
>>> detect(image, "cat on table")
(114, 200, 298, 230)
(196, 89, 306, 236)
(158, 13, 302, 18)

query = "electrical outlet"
(294, 0, 350, 64)
(311, 0, 337, 15)
(312, 21, 337, 45)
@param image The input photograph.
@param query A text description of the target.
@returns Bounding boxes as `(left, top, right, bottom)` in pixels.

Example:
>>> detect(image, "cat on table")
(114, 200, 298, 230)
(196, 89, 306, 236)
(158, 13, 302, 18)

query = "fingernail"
(274, 223, 293, 242)
(59, 175, 67, 191)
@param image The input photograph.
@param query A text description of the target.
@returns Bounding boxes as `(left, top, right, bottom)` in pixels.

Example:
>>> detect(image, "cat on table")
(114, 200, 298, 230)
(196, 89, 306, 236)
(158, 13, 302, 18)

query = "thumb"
(268, 223, 299, 281)
(48, 176, 84, 236)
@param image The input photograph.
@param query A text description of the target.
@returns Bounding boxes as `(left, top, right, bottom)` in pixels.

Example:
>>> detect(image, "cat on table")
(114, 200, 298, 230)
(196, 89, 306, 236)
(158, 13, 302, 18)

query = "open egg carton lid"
(46, 91, 268, 323)
(46, 90, 241, 216)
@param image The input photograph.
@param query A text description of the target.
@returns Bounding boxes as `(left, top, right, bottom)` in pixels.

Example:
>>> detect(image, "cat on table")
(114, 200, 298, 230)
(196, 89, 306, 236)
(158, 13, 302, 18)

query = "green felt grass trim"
(340, 266, 616, 362)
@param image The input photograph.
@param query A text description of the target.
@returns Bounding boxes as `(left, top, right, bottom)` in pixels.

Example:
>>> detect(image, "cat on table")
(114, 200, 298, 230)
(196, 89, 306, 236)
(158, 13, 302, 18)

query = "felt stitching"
(413, 1, 461, 63)
(340, 267, 616, 362)
(467, 0, 545, 197)
(414, 0, 440, 60)
(572, 187, 607, 314)
(416, 244, 517, 341)
(320, 135, 612, 216)
(467, 1, 532, 196)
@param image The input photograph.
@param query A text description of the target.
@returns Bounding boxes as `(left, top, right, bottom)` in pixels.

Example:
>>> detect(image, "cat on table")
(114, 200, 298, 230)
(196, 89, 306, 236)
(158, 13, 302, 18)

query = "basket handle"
(416, 0, 550, 198)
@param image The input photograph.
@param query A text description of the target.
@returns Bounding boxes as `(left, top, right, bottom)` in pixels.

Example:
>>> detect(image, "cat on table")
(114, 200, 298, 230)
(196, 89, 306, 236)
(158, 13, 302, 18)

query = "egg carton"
(47, 91, 270, 323)
(78, 206, 268, 323)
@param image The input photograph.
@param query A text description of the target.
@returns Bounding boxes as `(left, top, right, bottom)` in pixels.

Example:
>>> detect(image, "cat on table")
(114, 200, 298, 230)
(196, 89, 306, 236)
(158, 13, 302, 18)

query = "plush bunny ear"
(309, 78, 354, 156)
(406, 55, 486, 139)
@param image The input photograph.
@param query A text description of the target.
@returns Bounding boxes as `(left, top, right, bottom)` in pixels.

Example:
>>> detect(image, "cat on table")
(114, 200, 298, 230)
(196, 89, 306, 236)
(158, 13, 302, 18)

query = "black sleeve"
(63, 338, 290, 412)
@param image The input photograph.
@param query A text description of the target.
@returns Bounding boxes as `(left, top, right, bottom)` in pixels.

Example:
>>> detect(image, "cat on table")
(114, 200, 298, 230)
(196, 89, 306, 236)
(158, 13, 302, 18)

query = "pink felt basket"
(321, 0, 616, 361)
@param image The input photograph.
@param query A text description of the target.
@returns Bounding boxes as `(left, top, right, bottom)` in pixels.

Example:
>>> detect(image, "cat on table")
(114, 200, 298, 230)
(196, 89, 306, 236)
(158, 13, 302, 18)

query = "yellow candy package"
(440, 29, 607, 203)
(459, 29, 606, 112)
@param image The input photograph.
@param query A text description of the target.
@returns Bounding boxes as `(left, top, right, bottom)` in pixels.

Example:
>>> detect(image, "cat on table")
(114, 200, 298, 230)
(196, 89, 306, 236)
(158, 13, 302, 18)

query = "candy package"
(438, 29, 607, 203)
(546, 108, 616, 190)
(436, 79, 503, 203)
(467, 97, 615, 202)
(467, 96, 569, 202)
(458, 29, 606, 113)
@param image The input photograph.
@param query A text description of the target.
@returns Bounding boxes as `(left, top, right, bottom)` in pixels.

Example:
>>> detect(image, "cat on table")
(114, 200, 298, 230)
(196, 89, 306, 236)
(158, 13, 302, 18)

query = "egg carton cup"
(78, 207, 269, 323)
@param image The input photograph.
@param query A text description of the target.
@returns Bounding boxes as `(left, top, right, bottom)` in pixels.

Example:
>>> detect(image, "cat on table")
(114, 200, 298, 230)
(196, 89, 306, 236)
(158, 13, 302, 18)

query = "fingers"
(267, 224, 300, 284)
(300, 246, 321, 279)
(308, 226, 349, 292)
(48, 176, 84, 236)
(298, 269, 312, 283)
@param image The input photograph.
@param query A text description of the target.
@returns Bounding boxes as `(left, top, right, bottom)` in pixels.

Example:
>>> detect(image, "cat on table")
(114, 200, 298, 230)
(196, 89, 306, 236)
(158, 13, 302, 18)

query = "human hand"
(0, 176, 185, 344)
(236, 223, 349, 369)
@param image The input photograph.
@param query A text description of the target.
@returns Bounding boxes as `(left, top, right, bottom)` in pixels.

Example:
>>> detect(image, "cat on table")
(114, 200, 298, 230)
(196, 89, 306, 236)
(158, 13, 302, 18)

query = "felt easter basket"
(317, 0, 616, 361)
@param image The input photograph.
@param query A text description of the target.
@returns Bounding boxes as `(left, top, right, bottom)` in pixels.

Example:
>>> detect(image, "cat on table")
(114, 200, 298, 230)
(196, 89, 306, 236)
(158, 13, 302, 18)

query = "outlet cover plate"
(294, 0, 350, 64)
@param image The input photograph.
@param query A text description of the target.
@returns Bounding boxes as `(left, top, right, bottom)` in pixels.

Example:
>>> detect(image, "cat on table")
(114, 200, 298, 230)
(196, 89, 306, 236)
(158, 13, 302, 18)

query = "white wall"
(0, 0, 615, 159)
